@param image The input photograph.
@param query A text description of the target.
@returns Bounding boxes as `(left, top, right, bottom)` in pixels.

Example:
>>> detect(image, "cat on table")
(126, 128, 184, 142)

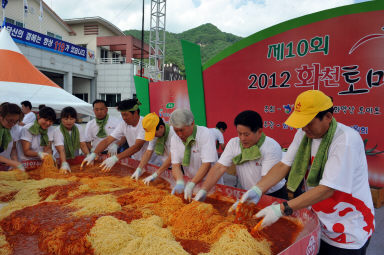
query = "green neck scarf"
(96, 114, 109, 138)
(232, 132, 266, 165)
(182, 125, 197, 167)
(60, 123, 80, 159)
(154, 124, 170, 155)
(0, 123, 12, 151)
(287, 118, 337, 192)
(29, 120, 49, 146)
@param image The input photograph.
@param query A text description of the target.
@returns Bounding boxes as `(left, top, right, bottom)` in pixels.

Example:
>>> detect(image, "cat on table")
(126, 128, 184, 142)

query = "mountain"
(124, 23, 243, 75)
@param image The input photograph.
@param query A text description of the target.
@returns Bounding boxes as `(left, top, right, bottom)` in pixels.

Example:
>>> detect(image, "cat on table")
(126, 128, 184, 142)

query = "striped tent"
(0, 27, 93, 116)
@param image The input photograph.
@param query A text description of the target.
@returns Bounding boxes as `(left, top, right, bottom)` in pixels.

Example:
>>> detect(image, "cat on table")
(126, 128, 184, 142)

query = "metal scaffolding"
(148, 0, 166, 82)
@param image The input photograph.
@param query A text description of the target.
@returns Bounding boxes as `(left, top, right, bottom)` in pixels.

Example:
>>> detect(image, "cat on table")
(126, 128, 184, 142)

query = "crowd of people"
(0, 89, 375, 254)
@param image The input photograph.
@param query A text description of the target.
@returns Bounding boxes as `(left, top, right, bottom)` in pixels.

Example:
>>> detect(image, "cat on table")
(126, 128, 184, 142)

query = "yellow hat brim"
(284, 111, 317, 129)
(144, 129, 156, 141)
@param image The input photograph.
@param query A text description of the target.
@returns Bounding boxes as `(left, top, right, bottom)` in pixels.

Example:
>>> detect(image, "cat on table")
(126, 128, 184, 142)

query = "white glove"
(184, 182, 196, 201)
(171, 180, 185, 195)
(107, 143, 119, 156)
(143, 172, 158, 185)
(60, 161, 71, 174)
(17, 164, 25, 171)
(131, 167, 143, 181)
(228, 200, 240, 214)
(255, 204, 282, 229)
(38, 152, 49, 160)
(240, 185, 262, 204)
(81, 152, 96, 169)
(100, 155, 119, 172)
(194, 189, 207, 201)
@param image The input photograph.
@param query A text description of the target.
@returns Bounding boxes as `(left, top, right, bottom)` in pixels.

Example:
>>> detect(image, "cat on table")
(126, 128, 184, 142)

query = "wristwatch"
(282, 201, 293, 216)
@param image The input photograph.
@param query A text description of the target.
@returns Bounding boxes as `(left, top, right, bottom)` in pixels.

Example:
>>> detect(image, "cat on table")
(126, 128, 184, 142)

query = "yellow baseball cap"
(142, 112, 160, 141)
(284, 90, 333, 128)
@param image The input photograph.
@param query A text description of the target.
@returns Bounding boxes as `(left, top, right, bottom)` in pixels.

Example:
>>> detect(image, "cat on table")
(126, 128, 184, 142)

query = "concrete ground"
(222, 173, 383, 254)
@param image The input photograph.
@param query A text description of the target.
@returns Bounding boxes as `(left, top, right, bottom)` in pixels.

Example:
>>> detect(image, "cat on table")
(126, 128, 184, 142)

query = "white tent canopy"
(0, 28, 94, 117)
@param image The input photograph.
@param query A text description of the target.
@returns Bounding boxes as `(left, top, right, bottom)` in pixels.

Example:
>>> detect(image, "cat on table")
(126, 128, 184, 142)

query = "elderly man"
(85, 99, 122, 155)
(236, 90, 374, 255)
(194, 110, 287, 202)
(81, 98, 148, 172)
(169, 108, 220, 201)
(131, 112, 175, 184)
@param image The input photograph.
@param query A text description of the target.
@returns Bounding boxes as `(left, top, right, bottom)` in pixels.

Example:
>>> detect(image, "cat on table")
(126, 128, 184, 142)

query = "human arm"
(194, 162, 227, 201)
(116, 139, 145, 160)
(80, 142, 90, 155)
(21, 140, 40, 158)
(0, 155, 24, 170)
(256, 185, 334, 228)
(94, 136, 116, 154)
(86, 142, 92, 151)
(10, 142, 18, 161)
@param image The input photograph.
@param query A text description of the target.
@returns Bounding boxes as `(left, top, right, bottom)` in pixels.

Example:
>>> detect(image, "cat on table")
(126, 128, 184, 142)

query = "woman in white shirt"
(0, 103, 24, 171)
(53, 107, 89, 174)
(19, 106, 56, 161)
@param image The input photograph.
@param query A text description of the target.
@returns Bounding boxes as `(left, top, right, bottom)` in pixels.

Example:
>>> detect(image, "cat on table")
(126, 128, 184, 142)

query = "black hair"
(39, 107, 56, 122)
(216, 121, 227, 130)
(0, 102, 22, 118)
(92, 99, 108, 108)
(156, 117, 165, 130)
(315, 107, 334, 120)
(21, 100, 32, 109)
(234, 110, 263, 133)
(38, 104, 46, 110)
(60, 106, 77, 120)
(117, 98, 140, 115)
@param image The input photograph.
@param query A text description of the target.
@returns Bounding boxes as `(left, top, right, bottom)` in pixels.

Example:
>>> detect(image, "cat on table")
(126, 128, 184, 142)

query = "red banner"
(203, 10, 384, 186)
(149, 80, 190, 123)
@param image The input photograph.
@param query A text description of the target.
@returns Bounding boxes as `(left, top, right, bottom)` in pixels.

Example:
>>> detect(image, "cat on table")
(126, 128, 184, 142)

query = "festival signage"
(201, 3, 384, 186)
(4, 22, 87, 61)
(149, 80, 190, 123)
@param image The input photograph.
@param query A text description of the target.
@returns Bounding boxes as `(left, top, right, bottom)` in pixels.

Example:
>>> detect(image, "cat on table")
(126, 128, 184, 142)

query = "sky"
(49, 0, 370, 37)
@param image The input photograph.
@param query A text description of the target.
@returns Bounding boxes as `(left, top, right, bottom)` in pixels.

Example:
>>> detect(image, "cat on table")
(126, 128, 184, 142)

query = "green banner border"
(133, 75, 150, 116)
(203, 1, 384, 70)
(181, 40, 207, 126)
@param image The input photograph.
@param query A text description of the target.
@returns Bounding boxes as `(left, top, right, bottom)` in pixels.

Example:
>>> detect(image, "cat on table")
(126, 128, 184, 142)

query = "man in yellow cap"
(233, 90, 374, 254)
(131, 112, 175, 184)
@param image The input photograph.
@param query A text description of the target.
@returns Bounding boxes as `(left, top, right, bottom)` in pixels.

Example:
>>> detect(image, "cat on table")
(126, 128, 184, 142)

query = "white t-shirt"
(209, 128, 224, 145)
(218, 136, 285, 193)
(148, 126, 175, 163)
(22, 112, 36, 125)
(18, 122, 54, 161)
(171, 126, 218, 179)
(282, 123, 375, 249)
(85, 115, 121, 151)
(110, 116, 148, 161)
(52, 124, 86, 158)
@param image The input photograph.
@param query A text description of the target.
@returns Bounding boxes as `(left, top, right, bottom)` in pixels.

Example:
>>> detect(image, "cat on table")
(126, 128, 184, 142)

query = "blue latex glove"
(59, 161, 71, 174)
(81, 152, 97, 169)
(171, 180, 185, 195)
(193, 189, 207, 201)
(107, 143, 119, 156)
(228, 200, 240, 214)
(38, 152, 49, 160)
(100, 155, 119, 172)
(131, 167, 143, 181)
(184, 182, 196, 201)
(143, 172, 158, 185)
(255, 203, 282, 229)
(240, 185, 262, 204)
(16, 164, 25, 171)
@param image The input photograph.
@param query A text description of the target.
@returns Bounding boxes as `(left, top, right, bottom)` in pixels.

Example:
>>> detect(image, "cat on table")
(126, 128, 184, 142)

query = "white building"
(1, 0, 149, 107)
